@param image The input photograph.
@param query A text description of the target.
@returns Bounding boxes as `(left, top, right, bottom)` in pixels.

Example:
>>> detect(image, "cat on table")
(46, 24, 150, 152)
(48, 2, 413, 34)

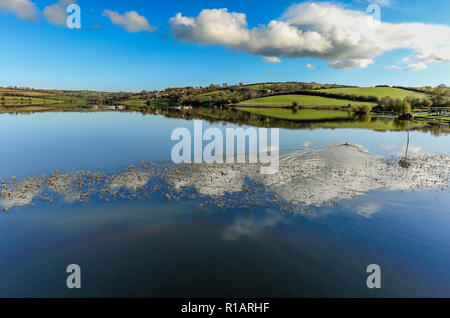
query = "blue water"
(0, 112, 449, 297)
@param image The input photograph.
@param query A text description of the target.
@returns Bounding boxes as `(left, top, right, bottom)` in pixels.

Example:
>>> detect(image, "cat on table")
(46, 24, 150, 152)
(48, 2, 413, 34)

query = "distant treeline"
(393, 86, 427, 94)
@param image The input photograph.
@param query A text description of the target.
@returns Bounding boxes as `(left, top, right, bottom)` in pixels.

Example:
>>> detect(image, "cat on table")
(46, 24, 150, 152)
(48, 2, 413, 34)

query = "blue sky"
(0, 0, 449, 91)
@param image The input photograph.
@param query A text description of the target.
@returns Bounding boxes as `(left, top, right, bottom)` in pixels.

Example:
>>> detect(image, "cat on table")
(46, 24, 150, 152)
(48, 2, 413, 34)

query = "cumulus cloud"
(305, 63, 317, 70)
(0, 0, 39, 21)
(169, 2, 450, 70)
(403, 53, 450, 64)
(263, 56, 282, 63)
(405, 62, 428, 71)
(103, 9, 156, 33)
(386, 61, 432, 71)
(331, 58, 374, 70)
(43, 4, 65, 25)
(43, 0, 76, 26)
(169, 10, 250, 46)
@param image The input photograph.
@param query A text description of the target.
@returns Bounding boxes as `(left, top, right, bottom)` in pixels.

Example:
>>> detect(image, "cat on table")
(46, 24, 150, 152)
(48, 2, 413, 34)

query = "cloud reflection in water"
(1, 145, 449, 217)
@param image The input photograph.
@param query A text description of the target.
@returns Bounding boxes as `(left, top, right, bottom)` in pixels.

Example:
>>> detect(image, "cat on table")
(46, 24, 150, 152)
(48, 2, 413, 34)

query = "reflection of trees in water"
(393, 118, 409, 130)
(1, 105, 449, 135)
(145, 106, 449, 134)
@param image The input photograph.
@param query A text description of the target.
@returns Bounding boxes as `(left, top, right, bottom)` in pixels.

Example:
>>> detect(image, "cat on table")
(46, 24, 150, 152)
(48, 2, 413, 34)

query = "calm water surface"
(0, 112, 449, 297)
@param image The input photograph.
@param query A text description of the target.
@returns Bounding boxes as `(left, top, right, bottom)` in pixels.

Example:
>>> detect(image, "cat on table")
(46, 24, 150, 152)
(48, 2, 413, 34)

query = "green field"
(0, 96, 61, 106)
(49, 95, 87, 105)
(199, 91, 221, 98)
(198, 91, 240, 101)
(0, 88, 54, 97)
(123, 97, 177, 108)
(317, 87, 425, 99)
(122, 96, 147, 107)
(239, 95, 376, 107)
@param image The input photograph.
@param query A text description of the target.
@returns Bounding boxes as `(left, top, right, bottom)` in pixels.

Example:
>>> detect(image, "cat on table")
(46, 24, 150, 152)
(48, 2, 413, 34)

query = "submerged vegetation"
(1, 145, 449, 214)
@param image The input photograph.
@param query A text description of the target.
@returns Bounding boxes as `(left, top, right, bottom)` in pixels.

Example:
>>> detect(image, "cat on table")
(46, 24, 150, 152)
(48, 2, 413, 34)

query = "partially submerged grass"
(1, 147, 448, 214)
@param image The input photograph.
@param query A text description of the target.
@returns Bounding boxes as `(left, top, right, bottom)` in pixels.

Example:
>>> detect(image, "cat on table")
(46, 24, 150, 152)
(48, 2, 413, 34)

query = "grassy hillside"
(0, 87, 54, 97)
(123, 97, 177, 108)
(239, 94, 376, 107)
(0, 87, 88, 108)
(1, 96, 61, 106)
(198, 91, 241, 101)
(317, 87, 425, 99)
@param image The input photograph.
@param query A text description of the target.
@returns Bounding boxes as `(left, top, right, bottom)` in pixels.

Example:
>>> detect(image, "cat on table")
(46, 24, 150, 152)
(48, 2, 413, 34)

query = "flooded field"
(0, 111, 449, 297)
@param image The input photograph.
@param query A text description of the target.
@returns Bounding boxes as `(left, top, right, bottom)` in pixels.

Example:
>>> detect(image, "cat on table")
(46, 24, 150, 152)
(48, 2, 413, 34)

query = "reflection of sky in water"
(0, 112, 449, 297)
(170, 144, 448, 210)
(0, 112, 449, 177)
(0, 191, 449, 297)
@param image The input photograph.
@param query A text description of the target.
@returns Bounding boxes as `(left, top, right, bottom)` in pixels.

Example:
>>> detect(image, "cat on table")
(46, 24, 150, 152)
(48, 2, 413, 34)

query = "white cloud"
(169, 10, 250, 46)
(385, 65, 403, 70)
(405, 62, 428, 71)
(43, 0, 76, 26)
(43, 4, 65, 25)
(305, 63, 317, 70)
(169, 2, 450, 70)
(331, 58, 374, 70)
(403, 52, 450, 64)
(103, 9, 156, 33)
(262, 56, 282, 63)
(0, 0, 39, 21)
